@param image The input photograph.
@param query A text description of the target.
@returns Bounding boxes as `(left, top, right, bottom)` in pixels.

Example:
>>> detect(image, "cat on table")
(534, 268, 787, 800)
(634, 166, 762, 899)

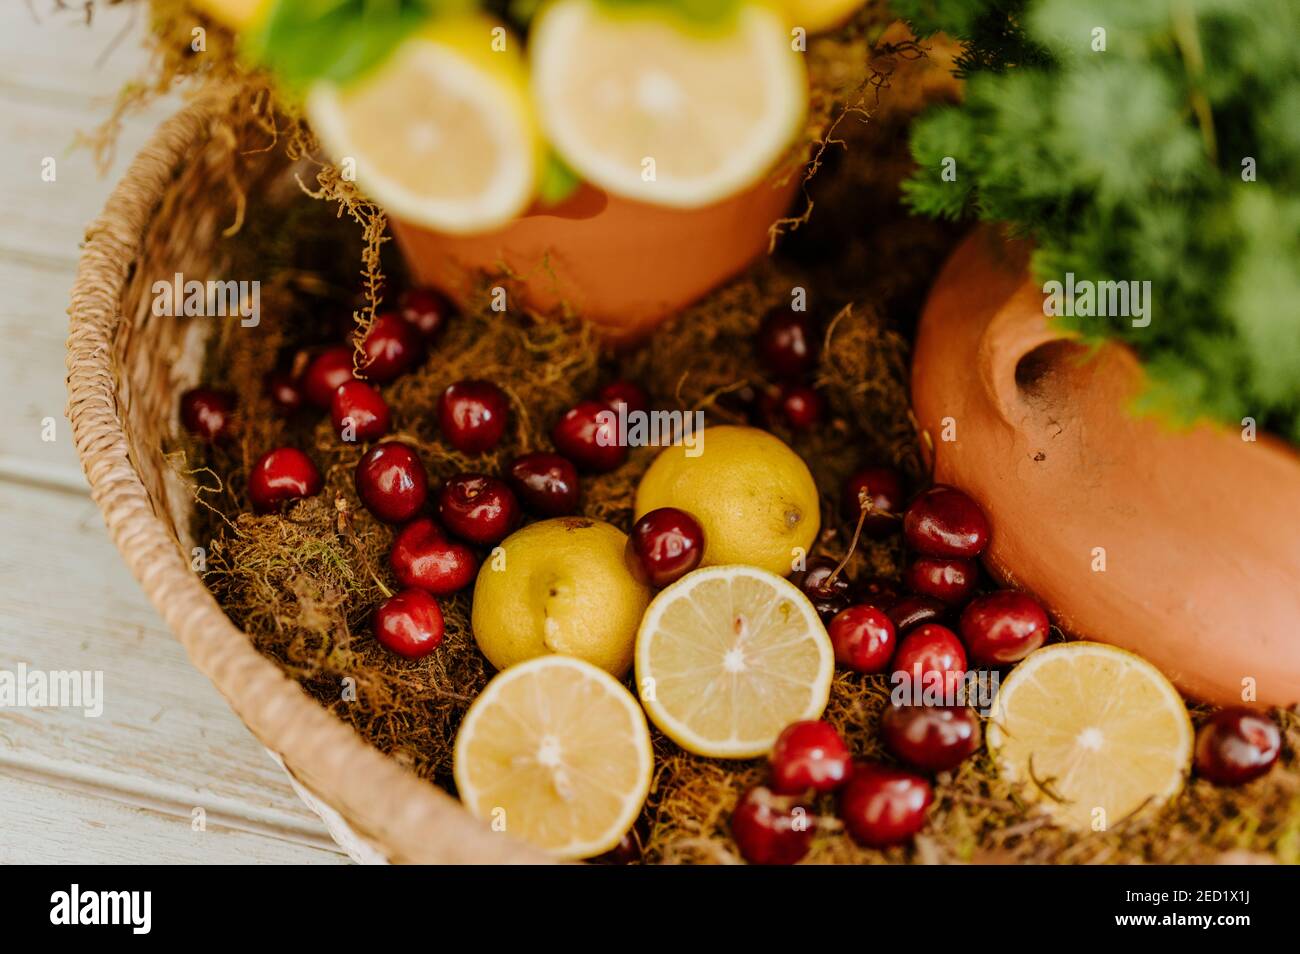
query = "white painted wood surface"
(0, 1, 346, 864)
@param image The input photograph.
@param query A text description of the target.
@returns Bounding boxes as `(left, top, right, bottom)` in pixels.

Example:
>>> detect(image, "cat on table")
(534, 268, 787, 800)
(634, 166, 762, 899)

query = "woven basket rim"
(64, 100, 552, 865)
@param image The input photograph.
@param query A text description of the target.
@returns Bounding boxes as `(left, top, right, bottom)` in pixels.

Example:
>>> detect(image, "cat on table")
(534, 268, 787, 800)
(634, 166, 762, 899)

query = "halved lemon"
(987, 642, 1193, 832)
(529, 0, 808, 208)
(635, 565, 834, 758)
(306, 17, 539, 235)
(453, 655, 653, 860)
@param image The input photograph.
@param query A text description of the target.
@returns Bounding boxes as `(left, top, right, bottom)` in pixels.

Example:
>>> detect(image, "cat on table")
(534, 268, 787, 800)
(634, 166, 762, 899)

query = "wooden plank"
(0, 774, 347, 865)
(0, 480, 344, 855)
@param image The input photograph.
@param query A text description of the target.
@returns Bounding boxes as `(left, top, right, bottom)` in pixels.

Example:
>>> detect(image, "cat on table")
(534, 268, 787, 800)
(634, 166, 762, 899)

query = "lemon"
(635, 425, 819, 577)
(454, 655, 653, 860)
(635, 565, 833, 757)
(305, 16, 540, 235)
(471, 517, 650, 678)
(529, 0, 807, 208)
(780, 0, 866, 34)
(987, 642, 1194, 832)
(193, 0, 270, 31)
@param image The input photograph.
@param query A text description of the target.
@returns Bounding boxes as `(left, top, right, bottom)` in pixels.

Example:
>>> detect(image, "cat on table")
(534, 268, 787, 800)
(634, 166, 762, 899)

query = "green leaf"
(246, 0, 463, 91)
(537, 152, 582, 206)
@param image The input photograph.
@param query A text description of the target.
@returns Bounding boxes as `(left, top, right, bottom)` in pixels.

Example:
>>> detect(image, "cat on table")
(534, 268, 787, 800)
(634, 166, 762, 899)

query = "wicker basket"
(65, 100, 551, 865)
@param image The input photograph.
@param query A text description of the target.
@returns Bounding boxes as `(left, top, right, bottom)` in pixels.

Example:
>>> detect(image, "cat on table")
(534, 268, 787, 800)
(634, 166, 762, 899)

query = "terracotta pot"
(912, 230, 1300, 708)
(390, 171, 801, 341)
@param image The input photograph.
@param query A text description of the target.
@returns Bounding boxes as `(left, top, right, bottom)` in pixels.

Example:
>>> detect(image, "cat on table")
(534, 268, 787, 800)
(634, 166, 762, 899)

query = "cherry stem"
(827, 494, 871, 587)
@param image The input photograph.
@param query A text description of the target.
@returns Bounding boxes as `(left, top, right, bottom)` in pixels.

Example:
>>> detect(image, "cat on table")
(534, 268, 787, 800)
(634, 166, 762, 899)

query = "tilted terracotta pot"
(912, 230, 1300, 708)
(390, 171, 800, 341)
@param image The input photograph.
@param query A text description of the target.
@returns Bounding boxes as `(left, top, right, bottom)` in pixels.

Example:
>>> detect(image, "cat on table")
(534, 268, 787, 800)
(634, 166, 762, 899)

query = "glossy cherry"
(303, 346, 356, 408)
(893, 624, 968, 699)
(730, 785, 813, 865)
(857, 576, 902, 611)
(839, 762, 933, 847)
(757, 308, 818, 378)
(829, 605, 896, 673)
(887, 594, 949, 635)
(508, 452, 581, 516)
(357, 311, 424, 382)
(841, 465, 904, 538)
(770, 720, 852, 795)
(626, 507, 704, 588)
(905, 556, 979, 605)
(437, 473, 520, 545)
(354, 441, 428, 523)
(248, 447, 322, 514)
(881, 704, 981, 773)
(903, 485, 990, 558)
(797, 557, 853, 622)
(264, 370, 305, 415)
(437, 379, 510, 453)
(330, 379, 391, 442)
(389, 517, 479, 595)
(1194, 709, 1281, 786)
(180, 387, 235, 442)
(551, 400, 626, 473)
(373, 588, 444, 659)
(597, 379, 649, 416)
(398, 286, 453, 340)
(960, 590, 1050, 665)
(764, 384, 824, 431)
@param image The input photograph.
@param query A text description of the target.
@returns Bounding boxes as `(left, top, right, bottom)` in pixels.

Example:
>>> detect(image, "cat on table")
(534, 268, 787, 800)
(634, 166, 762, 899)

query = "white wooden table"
(0, 2, 345, 864)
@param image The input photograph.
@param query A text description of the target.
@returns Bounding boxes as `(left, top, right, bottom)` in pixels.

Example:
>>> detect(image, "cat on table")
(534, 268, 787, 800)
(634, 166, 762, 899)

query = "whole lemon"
(471, 517, 650, 677)
(635, 425, 820, 577)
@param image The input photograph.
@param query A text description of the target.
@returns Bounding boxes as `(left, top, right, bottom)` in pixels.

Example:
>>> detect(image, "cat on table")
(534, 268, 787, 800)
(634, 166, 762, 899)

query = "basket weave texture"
(65, 100, 551, 865)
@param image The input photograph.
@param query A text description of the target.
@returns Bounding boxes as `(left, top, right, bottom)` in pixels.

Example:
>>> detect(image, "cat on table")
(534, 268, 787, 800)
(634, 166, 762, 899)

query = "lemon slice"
(453, 656, 653, 860)
(987, 642, 1193, 832)
(530, 0, 808, 208)
(635, 565, 833, 758)
(306, 17, 539, 235)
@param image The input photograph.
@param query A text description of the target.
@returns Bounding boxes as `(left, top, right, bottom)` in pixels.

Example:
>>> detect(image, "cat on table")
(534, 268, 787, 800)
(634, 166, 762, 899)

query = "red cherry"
(1194, 708, 1281, 786)
(248, 447, 322, 514)
(330, 380, 391, 442)
(264, 370, 305, 415)
(303, 346, 356, 408)
(373, 588, 444, 659)
(829, 605, 896, 673)
(437, 379, 510, 453)
(893, 624, 967, 698)
(839, 762, 932, 847)
(842, 466, 904, 537)
(770, 720, 852, 795)
(857, 577, 902, 611)
(960, 590, 1050, 665)
(903, 485, 990, 558)
(764, 384, 824, 431)
(389, 517, 479, 595)
(437, 473, 520, 545)
(354, 441, 428, 523)
(797, 557, 853, 622)
(626, 508, 704, 588)
(904, 557, 979, 605)
(597, 379, 649, 416)
(881, 704, 981, 773)
(180, 388, 235, 442)
(757, 308, 818, 378)
(886, 594, 949, 635)
(730, 785, 813, 865)
(551, 400, 626, 473)
(398, 286, 453, 340)
(589, 823, 646, 864)
(358, 312, 424, 382)
(508, 452, 581, 516)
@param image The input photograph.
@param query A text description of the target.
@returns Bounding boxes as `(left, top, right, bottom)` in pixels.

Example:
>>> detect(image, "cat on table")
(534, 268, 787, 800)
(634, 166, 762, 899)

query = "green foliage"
(897, 0, 1300, 441)
(245, 0, 473, 90)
